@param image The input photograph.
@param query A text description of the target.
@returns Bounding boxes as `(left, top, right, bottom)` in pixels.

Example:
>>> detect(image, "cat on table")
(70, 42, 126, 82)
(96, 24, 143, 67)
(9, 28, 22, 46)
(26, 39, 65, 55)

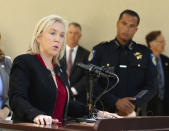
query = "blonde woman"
(9, 15, 116, 125)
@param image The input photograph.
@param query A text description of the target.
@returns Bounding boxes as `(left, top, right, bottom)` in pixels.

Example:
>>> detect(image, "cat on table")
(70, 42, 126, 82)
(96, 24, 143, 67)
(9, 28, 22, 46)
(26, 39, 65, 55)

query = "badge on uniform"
(88, 49, 96, 61)
(150, 53, 157, 66)
(134, 52, 142, 60)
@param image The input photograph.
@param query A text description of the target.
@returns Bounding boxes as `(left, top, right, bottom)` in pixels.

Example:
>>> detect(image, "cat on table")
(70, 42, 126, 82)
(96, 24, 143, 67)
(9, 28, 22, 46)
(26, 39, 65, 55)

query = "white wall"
(0, 0, 169, 59)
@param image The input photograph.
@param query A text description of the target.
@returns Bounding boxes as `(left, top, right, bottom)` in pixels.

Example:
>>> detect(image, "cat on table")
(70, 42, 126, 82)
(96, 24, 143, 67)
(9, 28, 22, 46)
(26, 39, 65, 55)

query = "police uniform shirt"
(88, 39, 157, 112)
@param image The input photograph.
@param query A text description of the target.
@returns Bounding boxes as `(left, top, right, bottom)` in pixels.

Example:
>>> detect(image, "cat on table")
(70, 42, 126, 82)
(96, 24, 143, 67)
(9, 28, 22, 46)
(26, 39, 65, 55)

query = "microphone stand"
(88, 69, 108, 118)
(88, 73, 95, 118)
(90, 72, 119, 119)
(88, 71, 113, 119)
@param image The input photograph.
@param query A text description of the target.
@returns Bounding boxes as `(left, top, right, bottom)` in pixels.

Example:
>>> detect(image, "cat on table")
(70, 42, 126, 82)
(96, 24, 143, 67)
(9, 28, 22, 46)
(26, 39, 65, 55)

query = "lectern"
(1, 117, 169, 131)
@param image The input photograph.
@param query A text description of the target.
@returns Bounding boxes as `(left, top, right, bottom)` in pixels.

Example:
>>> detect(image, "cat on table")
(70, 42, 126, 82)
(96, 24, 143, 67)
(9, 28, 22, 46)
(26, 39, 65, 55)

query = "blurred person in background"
(60, 22, 90, 105)
(146, 31, 169, 116)
(0, 33, 12, 120)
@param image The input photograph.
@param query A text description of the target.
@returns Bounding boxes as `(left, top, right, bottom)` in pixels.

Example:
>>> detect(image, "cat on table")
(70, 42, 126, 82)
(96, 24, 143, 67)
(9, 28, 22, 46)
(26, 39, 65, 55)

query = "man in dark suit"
(146, 30, 169, 115)
(60, 22, 90, 105)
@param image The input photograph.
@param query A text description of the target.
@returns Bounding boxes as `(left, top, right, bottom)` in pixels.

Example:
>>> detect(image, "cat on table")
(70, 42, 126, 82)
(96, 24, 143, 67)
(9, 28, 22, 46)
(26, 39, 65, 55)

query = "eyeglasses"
(155, 40, 165, 44)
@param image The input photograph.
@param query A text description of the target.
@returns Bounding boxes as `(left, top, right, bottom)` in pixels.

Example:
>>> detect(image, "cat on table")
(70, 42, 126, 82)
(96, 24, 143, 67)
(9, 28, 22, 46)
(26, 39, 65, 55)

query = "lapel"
(60, 54, 67, 71)
(54, 65, 70, 120)
(70, 46, 82, 76)
(160, 55, 169, 69)
(0, 60, 8, 99)
(54, 65, 69, 88)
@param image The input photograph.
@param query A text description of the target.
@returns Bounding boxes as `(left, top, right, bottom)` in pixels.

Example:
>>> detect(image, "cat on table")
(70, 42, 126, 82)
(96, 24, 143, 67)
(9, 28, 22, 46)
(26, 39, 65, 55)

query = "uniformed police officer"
(89, 9, 157, 116)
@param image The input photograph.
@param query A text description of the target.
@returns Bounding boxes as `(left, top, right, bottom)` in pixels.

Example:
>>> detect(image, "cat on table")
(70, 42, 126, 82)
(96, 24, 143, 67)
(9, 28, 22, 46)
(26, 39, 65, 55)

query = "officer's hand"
(115, 97, 136, 116)
(0, 107, 10, 120)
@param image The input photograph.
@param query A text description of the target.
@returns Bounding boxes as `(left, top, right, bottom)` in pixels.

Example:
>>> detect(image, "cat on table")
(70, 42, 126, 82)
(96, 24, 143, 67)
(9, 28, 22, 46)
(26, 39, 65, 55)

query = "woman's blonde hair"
(30, 14, 67, 65)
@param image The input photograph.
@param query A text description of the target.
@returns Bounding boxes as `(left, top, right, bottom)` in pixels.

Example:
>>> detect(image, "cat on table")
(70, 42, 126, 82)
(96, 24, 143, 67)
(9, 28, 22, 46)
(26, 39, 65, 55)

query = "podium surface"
(95, 116, 169, 131)
(1, 116, 169, 131)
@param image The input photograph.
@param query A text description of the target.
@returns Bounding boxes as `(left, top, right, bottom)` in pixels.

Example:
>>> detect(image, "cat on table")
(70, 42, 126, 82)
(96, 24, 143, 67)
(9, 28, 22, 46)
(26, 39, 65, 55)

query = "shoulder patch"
(88, 49, 96, 62)
(150, 53, 156, 66)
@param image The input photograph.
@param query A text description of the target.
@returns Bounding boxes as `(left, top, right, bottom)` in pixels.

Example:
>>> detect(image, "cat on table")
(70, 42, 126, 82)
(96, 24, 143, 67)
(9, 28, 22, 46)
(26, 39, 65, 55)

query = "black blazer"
(8, 54, 89, 122)
(60, 46, 90, 104)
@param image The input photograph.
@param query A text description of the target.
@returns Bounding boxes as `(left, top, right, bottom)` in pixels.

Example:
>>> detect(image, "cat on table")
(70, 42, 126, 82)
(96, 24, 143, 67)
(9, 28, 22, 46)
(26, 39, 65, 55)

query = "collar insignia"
(88, 49, 96, 62)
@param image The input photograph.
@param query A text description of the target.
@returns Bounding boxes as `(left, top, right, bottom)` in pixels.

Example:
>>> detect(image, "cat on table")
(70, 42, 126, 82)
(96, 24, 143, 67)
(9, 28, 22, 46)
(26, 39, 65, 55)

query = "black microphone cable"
(91, 73, 119, 119)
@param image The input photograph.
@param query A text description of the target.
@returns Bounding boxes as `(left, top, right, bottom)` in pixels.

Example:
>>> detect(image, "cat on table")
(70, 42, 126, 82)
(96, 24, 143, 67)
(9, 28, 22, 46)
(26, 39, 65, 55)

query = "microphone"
(77, 62, 115, 78)
(77, 62, 119, 119)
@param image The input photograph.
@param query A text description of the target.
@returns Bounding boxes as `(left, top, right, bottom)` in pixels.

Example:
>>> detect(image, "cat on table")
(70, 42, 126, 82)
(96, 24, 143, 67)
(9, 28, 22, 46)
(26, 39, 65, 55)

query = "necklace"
(49, 69, 58, 88)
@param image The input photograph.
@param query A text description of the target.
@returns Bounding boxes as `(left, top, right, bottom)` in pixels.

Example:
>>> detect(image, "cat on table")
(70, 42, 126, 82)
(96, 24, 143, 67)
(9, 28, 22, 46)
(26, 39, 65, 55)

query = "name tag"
(119, 65, 127, 68)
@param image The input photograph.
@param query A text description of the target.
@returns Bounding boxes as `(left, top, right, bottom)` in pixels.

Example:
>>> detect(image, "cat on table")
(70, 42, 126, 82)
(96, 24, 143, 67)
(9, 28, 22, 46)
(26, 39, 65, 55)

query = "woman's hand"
(33, 115, 59, 125)
(97, 111, 123, 119)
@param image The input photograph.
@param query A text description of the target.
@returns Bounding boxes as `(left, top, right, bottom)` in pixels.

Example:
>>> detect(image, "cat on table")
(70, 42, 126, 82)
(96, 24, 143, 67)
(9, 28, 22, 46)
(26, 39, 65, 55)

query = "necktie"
(67, 48, 73, 79)
(156, 57, 164, 100)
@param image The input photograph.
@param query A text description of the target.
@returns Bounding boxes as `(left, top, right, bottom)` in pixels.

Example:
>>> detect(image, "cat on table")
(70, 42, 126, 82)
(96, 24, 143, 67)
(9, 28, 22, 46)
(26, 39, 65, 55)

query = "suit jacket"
(60, 46, 90, 104)
(0, 56, 12, 109)
(161, 54, 169, 115)
(147, 54, 169, 115)
(8, 54, 89, 122)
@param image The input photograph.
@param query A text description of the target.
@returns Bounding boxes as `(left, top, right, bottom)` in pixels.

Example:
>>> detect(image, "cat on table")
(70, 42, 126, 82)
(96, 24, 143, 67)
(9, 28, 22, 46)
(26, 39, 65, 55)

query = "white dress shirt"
(66, 45, 78, 65)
